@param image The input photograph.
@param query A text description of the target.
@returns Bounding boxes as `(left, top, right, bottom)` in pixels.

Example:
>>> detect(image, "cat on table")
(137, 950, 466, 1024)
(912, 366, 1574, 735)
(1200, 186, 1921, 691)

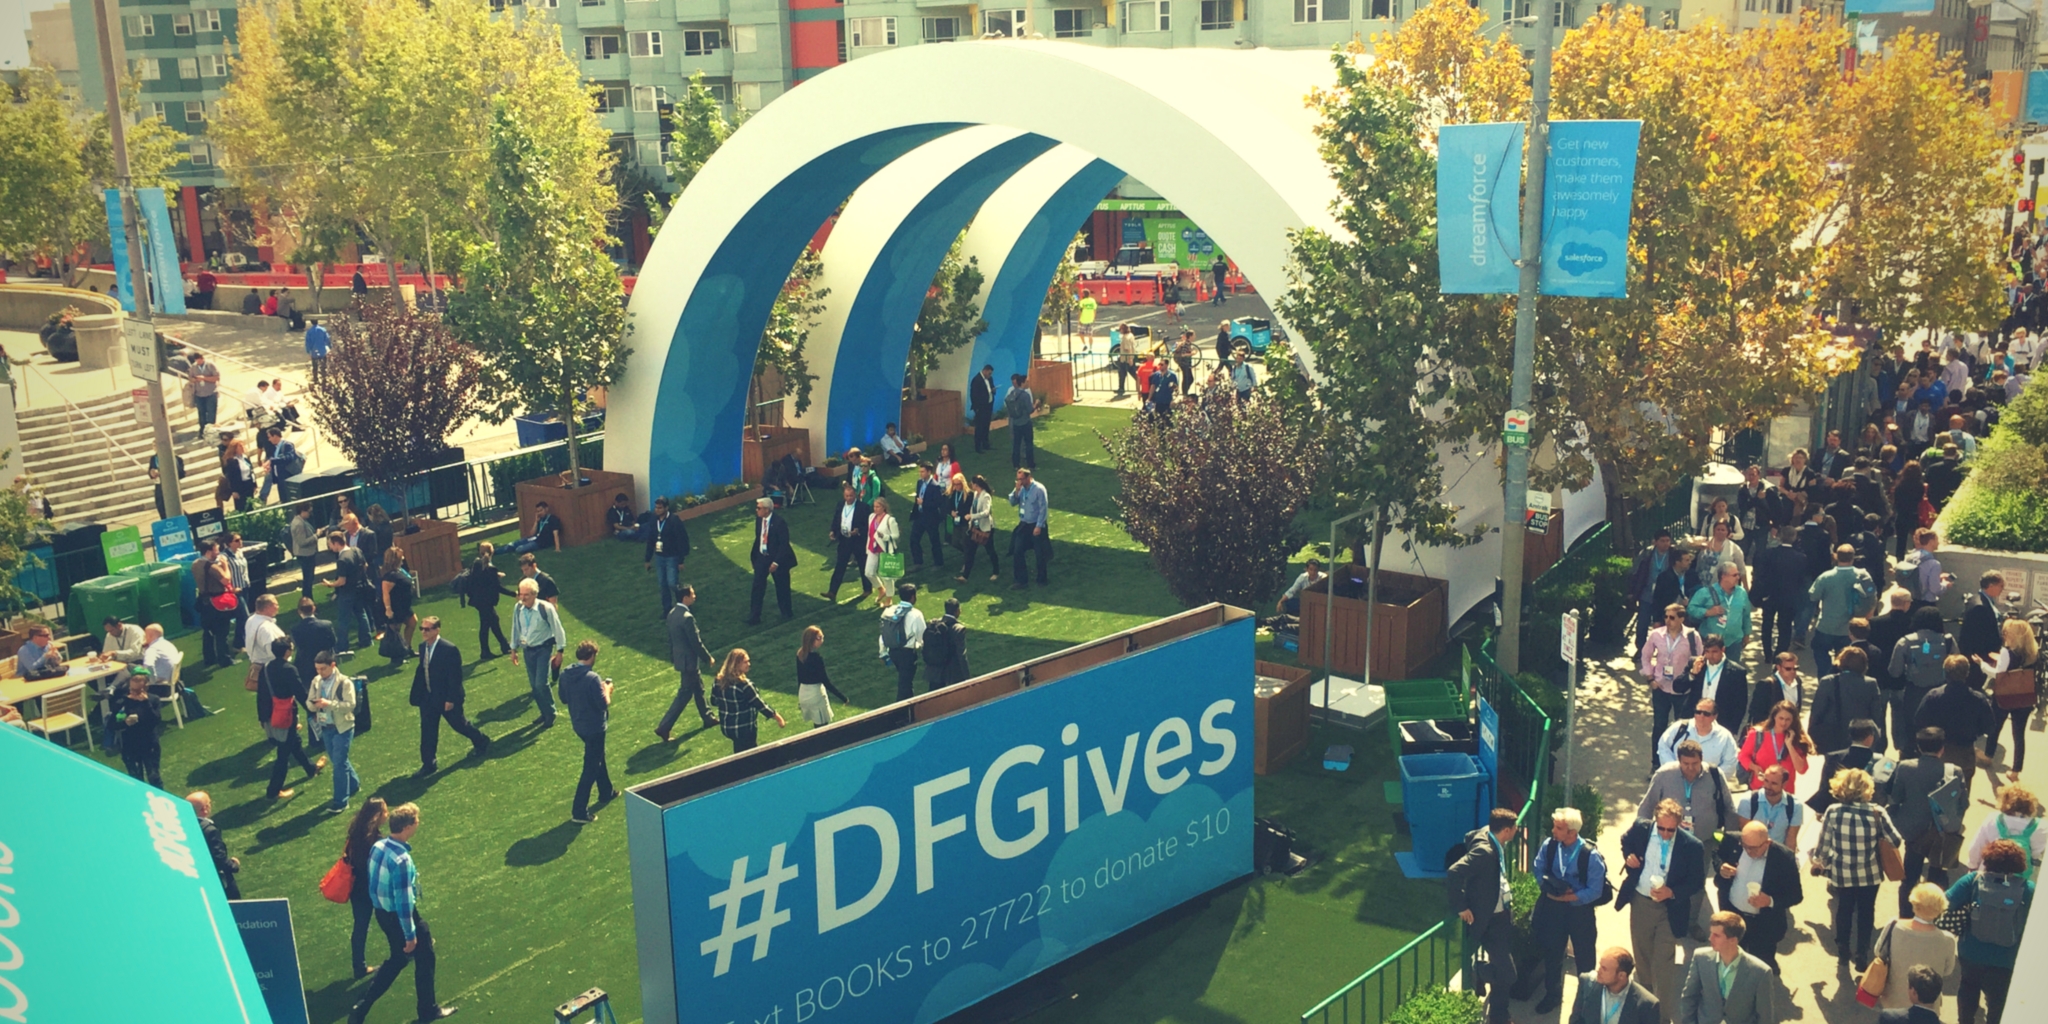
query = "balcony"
(674, 0, 732, 19)
(581, 53, 624, 76)
(676, 48, 735, 76)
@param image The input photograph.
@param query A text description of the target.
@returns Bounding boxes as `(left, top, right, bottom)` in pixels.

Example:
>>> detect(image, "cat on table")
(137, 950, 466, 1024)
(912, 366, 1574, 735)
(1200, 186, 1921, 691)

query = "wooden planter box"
(1028, 359, 1075, 407)
(1254, 659, 1315, 775)
(1296, 567, 1448, 681)
(514, 468, 636, 549)
(397, 518, 463, 590)
(742, 428, 812, 484)
(898, 389, 963, 443)
(677, 487, 762, 523)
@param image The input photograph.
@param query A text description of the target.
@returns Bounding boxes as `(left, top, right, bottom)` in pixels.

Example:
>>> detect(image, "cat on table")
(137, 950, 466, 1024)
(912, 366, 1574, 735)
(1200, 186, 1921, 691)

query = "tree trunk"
(563, 393, 583, 489)
(1600, 459, 1634, 552)
(307, 261, 325, 316)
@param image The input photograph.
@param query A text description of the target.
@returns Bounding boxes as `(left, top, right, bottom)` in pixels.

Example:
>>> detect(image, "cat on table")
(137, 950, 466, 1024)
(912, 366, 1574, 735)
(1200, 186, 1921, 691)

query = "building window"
(923, 16, 962, 41)
(1122, 1, 1171, 31)
(1052, 9, 1093, 36)
(184, 100, 207, 123)
(982, 9, 1027, 36)
(177, 57, 200, 79)
(188, 142, 212, 167)
(737, 82, 762, 110)
(683, 28, 724, 54)
(125, 14, 153, 37)
(582, 0, 604, 6)
(594, 85, 625, 112)
(135, 58, 161, 80)
(629, 31, 663, 57)
(1661, 8, 1676, 26)
(201, 55, 228, 77)
(1370, 0, 1390, 16)
(530, 0, 558, 6)
(849, 17, 897, 46)
(1295, 0, 1321, 22)
(637, 140, 664, 166)
(1774, 0, 1791, 11)
(585, 34, 621, 59)
(733, 25, 759, 52)
(1200, 0, 1234, 28)
(632, 85, 667, 112)
(147, 102, 167, 121)
(173, 13, 193, 34)
(705, 81, 729, 102)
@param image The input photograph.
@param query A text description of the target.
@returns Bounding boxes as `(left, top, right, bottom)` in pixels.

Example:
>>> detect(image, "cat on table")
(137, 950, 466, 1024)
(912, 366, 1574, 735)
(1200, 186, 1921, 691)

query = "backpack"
(1898, 551, 1930, 602)
(922, 619, 955, 667)
(1969, 872, 2029, 948)
(1900, 632, 1950, 688)
(1543, 838, 1615, 909)
(880, 606, 912, 650)
(1997, 817, 2040, 879)
(1926, 764, 1966, 837)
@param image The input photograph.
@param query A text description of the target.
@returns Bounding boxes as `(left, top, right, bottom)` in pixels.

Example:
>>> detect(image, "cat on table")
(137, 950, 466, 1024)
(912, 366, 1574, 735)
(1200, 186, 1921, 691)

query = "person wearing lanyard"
(1680, 912, 1777, 1024)
(1736, 765, 1805, 847)
(1622, 800, 1707, 1020)
(507, 578, 566, 728)
(1524, 808, 1611, 1013)
(1713, 822, 1803, 973)
(1447, 808, 1522, 1024)
(1568, 948, 1659, 1024)
(747, 497, 797, 625)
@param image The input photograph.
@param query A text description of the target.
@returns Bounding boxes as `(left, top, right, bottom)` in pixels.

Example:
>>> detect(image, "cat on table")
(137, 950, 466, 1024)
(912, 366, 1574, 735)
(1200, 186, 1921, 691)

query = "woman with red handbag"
(262, 637, 324, 800)
(1979, 620, 2040, 772)
(336, 797, 389, 978)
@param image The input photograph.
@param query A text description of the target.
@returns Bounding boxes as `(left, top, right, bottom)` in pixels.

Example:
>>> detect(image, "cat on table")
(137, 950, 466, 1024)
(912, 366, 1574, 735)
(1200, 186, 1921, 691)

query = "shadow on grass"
(187, 738, 277, 787)
(626, 729, 715, 776)
(506, 820, 585, 867)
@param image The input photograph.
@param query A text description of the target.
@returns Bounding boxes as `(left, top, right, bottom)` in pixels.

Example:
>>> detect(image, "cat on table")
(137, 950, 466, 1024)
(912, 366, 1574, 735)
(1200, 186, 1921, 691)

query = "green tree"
(307, 302, 483, 483)
(447, 100, 628, 489)
(662, 71, 744, 194)
(1036, 231, 1085, 356)
(908, 236, 987, 396)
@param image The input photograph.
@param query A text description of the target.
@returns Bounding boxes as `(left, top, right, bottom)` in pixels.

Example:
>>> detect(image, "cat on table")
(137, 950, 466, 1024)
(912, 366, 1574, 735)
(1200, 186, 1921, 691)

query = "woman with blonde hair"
(1979, 618, 2040, 772)
(712, 648, 785, 753)
(1870, 882, 1957, 1010)
(794, 626, 848, 726)
(1962, 783, 2047, 873)
(379, 546, 417, 663)
(865, 496, 900, 608)
(219, 437, 256, 511)
(1815, 766, 1905, 969)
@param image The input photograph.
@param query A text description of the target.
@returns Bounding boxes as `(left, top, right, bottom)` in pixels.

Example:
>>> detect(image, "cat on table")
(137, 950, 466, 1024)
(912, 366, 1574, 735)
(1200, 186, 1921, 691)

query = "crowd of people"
(1100, 319, 1263, 422)
(1496, 329, 2047, 1024)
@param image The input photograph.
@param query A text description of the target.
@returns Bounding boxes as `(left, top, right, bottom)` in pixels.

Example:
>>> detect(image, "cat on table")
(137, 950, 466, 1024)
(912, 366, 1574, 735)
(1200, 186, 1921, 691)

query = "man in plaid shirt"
(350, 802, 456, 1023)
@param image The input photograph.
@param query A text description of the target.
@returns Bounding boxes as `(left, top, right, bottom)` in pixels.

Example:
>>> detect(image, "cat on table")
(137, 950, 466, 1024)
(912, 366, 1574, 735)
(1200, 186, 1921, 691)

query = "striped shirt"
(512, 599, 566, 651)
(367, 837, 420, 940)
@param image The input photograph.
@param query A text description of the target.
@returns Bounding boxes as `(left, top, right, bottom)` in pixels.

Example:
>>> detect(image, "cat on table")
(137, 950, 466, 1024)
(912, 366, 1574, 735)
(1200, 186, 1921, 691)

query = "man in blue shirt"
(560, 641, 616, 824)
(16, 625, 64, 680)
(1007, 469, 1050, 590)
(1230, 348, 1257, 402)
(304, 318, 330, 380)
(351, 802, 455, 1023)
(1525, 807, 1611, 1013)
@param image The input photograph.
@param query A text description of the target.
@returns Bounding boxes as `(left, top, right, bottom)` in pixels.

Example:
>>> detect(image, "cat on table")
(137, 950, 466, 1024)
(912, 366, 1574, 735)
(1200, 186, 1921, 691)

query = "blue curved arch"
(820, 133, 1061, 457)
(647, 125, 968, 500)
(967, 159, 1127, 387)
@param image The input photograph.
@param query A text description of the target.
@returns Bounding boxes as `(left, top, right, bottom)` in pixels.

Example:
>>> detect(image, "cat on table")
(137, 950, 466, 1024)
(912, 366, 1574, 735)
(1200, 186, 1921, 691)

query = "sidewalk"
(1503, 638, 2038, 1024)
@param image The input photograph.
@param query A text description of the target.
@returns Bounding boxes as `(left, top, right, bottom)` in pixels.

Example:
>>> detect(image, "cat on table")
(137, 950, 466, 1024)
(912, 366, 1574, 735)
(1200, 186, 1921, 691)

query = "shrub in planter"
(1387, 987, 1486, 1024)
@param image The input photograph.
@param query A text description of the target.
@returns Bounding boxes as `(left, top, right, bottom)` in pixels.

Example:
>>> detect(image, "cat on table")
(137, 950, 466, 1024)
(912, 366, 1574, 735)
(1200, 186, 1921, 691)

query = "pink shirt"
(1640, 627, 1701, 693)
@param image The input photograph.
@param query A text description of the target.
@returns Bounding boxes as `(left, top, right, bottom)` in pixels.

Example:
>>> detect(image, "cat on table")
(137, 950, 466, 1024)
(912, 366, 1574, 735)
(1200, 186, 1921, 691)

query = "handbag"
(969, 526, 991, 545)
(354, 677, 372, 736)
(1992, 668, 2037, 711)
(319, 857, 353, 904)
(1878, 835, 1905, 882)
(877, 551, 905, 578)
(210, 590, 239, 612)
(267, 691, 295, 729)
(244, 660, 263, 692)
(1855, 922, 1895, 1007)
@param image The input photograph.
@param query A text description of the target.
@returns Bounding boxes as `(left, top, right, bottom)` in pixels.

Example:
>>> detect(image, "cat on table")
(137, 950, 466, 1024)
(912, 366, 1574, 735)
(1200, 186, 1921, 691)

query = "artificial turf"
(76, 405, 1432, 1023)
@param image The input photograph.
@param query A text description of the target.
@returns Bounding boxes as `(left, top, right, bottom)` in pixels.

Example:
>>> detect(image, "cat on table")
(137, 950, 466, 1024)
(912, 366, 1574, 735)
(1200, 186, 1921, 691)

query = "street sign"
(132, 388, 151, 426)
(123, 318, 162, 381)
(1560, 610, 1578, 663)
(1503, 408, 1531, 447)
(1526, 489, 1552, 534)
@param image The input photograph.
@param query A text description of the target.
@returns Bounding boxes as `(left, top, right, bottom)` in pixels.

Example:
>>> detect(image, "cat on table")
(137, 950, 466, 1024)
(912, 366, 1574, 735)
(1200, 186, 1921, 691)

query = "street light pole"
(88, 0, 184, 519)
(1497, 7, 1557, 676)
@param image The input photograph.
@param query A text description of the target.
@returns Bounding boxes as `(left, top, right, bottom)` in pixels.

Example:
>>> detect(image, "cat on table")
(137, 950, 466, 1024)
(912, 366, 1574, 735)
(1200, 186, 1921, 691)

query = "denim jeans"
(523, 644, 557, 720)
(653, 555, 679, 614)
(336, 590, 373, 649)
(321, 727, 360, 810)
(297, 555, 317, 597)
(1812, 630, 1847, 671)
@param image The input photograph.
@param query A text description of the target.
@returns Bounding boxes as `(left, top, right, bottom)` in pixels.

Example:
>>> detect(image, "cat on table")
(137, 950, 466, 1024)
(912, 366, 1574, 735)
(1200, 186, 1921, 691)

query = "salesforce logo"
(1557, 242, 1608, 276)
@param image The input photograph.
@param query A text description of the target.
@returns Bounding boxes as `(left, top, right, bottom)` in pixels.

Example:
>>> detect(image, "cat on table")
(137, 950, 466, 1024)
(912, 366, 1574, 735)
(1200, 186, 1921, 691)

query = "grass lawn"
(81, 405, 1434, 1023)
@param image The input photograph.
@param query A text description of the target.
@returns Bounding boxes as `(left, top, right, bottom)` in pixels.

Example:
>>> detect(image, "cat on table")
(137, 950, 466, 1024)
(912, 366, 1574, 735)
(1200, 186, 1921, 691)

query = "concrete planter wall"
(1930, 476, 2048, 619)
(677, 487, 762, 522)
(514, 468, 637, 549)
(1297, 567, 1449, 682)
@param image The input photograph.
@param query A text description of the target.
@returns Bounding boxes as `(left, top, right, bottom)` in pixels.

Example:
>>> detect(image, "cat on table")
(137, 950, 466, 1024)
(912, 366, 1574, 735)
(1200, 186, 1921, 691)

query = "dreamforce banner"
(1437, 122, 1525, 295)
(645, 617, 1254, 1024)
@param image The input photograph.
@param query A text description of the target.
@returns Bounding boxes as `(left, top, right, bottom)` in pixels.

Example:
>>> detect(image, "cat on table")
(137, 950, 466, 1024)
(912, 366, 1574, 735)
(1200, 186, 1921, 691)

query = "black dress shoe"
(1534, 996, 1561, 1014)
(413, 764, 436, 779)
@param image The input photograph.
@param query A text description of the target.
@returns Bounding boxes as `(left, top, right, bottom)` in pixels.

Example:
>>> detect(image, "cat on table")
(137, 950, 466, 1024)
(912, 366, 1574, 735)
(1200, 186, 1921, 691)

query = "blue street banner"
(1437, 122, 1525, 295)
(0, 728, 273, 1022)
(1540, 120, 1643, 299)
(2028, 70, 2048, 125)
(1844, 0, 1935, 11)
(152, 515, 196, 560)
(230, 899, 312, 1024)
(631, 616, 1255, 1024)
(103, 188, 188, 315)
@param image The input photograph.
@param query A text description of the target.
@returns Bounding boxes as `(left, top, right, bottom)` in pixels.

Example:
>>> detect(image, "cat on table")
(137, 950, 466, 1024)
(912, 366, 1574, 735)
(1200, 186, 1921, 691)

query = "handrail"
(1299, 917, 1467, 1024)
(21, 362, 149, 473)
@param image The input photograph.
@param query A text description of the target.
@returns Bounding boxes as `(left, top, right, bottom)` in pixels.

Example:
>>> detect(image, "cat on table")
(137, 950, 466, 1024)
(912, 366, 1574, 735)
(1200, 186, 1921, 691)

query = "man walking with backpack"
(881, 583, 926, 702)
(1945, 838, 2033, 1024)
(1901, 528, 1955, 611)
(923, 598, 971, 688)
(1888, 726, 1968, 917)
(1890, 607, 1958, 733)
(1915, 655, 2002, 799)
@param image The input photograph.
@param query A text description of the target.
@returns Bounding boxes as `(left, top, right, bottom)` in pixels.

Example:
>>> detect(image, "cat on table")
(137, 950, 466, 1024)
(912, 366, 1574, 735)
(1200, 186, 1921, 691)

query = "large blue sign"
(152, 515, 196, 560)
(104, 187, 188, 315)
(1844, 0, 1935, 11)
(1437, 123, 1525, 295)
(2028, 71, 2048, 125)
(231, 899, 311, 1024)
(1540, 120, 1643, 299)
(632, 618, 1255, 1024)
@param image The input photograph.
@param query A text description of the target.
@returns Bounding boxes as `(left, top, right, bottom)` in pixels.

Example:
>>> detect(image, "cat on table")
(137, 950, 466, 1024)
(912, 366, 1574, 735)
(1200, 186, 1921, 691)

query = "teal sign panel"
(0, 728, 271, 1022)
(2028, 71, 2048, 125)
(1437, 122, 1525, 295)
(1540, 120, 1643, 299)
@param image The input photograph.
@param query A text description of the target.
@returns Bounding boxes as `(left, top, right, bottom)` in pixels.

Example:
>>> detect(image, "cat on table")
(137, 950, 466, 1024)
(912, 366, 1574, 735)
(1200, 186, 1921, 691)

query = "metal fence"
(1299, 917, 1469, 1024)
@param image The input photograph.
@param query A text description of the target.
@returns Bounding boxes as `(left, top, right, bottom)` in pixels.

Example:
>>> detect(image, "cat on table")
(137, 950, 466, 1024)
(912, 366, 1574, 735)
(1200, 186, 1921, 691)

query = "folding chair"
(154, 651, 188, 729)
(790, 472, 815, 506)
(28, 684, 90, 749)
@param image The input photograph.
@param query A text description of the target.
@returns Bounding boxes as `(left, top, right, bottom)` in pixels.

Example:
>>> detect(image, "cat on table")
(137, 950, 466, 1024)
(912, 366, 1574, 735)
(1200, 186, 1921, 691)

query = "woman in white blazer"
(865, 496, 900, 607)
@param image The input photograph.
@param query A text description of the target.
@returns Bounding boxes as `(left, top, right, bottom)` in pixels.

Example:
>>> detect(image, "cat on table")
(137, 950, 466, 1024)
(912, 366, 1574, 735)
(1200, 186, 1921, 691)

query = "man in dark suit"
(821, 484, 872, 603)
(747, 497, 797, 624)
(1673, 637, 1750, 740)
(409, 617, 488, 778)
(1679, 914, 1777, 1024)
(1568, 948, 1660, 1024)
(1750, 529, 1808, 659)
(1712, 823, 1803, 973)
(290, 597, 340, 682)
(1446, 808, 1521, 1024)
(1619, 800, 1708, 1019)
(1958, 570, 2005, 663)
(655, 585, 717, 740)
(1807, 719, 1880, 816)
(643, 498, 691, 619)
(1878, 967, 1942, 1024)
(907, 464, 950, 572)
(970, 364, 996, 452)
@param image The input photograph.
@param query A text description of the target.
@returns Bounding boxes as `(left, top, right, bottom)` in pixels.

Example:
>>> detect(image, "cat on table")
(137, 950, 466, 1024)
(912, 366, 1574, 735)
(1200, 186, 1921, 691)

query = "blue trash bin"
(164, 552, 201, 636)
(1395, 751, 1490, 879)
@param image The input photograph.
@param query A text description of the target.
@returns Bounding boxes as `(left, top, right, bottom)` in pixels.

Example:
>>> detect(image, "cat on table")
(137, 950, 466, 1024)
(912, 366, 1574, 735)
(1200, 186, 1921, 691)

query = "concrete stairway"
(15, 392, 226, 525)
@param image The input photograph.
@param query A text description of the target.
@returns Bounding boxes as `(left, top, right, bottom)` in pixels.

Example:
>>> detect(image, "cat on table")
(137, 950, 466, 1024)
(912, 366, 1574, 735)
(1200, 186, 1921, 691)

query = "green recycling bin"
(63, 575, 139, 639)
(118, 562, 189, 638)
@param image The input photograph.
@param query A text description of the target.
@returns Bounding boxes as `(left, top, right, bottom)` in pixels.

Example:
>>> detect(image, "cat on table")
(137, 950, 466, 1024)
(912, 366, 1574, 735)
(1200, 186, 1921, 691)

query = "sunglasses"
(1655, 825, 1678, 836)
